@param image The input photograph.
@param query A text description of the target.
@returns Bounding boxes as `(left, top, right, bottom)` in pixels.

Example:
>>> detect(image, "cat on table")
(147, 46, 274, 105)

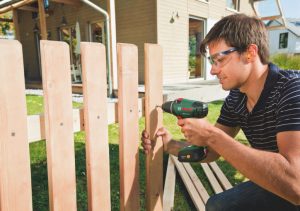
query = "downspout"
(80, 0, 113, 97)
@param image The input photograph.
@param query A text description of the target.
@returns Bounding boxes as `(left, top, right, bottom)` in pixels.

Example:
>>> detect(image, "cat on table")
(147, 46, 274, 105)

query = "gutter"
(80, 0, 113, 98)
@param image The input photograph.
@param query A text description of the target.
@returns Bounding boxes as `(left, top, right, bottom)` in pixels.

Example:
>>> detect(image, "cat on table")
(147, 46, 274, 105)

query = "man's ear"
(246, 44, 258, 62)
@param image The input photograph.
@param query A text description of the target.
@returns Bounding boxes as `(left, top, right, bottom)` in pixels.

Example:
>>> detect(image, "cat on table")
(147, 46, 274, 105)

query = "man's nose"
(210, 65, 221, 75)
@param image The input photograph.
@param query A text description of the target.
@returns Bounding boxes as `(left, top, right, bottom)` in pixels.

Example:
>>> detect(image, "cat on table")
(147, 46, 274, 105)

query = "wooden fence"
(0, 39, 163, 211)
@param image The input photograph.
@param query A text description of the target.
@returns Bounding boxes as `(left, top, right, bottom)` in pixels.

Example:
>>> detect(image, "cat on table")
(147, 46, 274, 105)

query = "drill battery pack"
(178, 145, 207, 162)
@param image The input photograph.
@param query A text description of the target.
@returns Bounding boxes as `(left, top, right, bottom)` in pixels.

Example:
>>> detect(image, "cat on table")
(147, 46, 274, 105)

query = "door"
(189, 18, 205, 79)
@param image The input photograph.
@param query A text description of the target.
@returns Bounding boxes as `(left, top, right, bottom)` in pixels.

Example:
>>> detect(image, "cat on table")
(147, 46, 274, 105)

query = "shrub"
(271, 54, 300, 70)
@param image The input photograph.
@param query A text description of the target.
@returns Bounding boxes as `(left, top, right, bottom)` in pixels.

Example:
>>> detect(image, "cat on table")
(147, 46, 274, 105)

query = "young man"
(142, 14, 300, 210)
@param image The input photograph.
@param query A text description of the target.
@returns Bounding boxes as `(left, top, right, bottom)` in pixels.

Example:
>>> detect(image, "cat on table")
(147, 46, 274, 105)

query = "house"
(0, 0, 255, 94)
(267, 18, 300, 55)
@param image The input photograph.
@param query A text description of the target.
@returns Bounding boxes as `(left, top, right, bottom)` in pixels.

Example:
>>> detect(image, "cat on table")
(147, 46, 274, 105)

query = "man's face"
(208, 40, 250, 91)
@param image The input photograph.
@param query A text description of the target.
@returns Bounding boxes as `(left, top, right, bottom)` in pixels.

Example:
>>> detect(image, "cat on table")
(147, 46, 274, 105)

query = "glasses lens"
(208, 56, 214, 65)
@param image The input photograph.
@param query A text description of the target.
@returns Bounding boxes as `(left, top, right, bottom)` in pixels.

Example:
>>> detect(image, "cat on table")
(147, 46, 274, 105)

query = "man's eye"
(217, 58, 224, 63)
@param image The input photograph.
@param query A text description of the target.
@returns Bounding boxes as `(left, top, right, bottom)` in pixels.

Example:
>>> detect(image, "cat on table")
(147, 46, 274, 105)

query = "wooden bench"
(163, 155, 232, 211)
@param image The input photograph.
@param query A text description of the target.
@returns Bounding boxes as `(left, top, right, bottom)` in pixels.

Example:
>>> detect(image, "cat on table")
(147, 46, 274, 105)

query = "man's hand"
(177, 118, 215, 146)
(141, 127, 172, 154)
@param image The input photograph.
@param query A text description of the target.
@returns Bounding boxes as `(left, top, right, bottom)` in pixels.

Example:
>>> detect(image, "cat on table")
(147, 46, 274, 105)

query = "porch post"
(38, 0, 47, 40)
(107, 0, 118, 92)
(12, 9, 20, 41)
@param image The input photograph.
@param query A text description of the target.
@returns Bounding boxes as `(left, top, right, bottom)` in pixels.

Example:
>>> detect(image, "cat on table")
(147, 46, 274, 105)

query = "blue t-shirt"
(217, 63, 300, 152)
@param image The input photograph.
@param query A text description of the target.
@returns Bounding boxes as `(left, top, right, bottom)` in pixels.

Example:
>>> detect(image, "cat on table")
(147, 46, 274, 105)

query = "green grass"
(27, 95, 248, 210)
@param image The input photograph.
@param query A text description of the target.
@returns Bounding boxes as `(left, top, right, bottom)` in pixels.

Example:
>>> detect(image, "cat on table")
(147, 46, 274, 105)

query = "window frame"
(279, 32, 288, 49)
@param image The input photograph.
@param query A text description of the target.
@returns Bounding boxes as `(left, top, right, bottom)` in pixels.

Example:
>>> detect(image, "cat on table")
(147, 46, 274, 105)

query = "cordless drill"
(160, 98, 208, 162)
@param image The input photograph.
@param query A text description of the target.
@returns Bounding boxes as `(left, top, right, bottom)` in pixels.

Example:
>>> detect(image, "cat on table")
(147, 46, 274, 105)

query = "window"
(226, 0, 239, 11)
(89, 22, 105, 44)
(279, 32, 288, 49)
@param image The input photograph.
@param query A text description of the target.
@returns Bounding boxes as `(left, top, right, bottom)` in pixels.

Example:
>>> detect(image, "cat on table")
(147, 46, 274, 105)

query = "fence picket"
(144, 43, 164, 211)
(0, 40, 33, 211)
(81, 42, 111, 210)
(117, 43, 140, 211)
(40, 40, 77, 211)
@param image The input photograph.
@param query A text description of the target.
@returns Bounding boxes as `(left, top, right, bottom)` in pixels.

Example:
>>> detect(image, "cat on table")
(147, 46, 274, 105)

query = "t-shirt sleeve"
(276, 78, 300, 132)
(217, 91, 240, 128)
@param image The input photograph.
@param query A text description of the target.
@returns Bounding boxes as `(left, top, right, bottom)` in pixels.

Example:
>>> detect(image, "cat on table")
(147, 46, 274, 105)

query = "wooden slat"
(144, 43, 164, 211)
(208, 162, 232, 190)
(171, 156, 205, 211)
(26, 100, 145, 143)
(201, 163, 223, 194)
(12, 9, 20, 41)
(182, 163, 210, 203)
(51, 0, 81, 6)
(260, 15, 282, 21)
(117, 43, 140, 211)
(40, 40, 77, 211)
(38, 0, 47, 40)
(163, 156, 176, 211)
(0, 39, 32, 211)
(81, 42, 111, 210)
(0, 0, 36, 14)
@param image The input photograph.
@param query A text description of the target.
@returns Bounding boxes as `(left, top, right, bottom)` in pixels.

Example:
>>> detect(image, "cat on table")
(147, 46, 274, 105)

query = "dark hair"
(200, 14, 269, 64)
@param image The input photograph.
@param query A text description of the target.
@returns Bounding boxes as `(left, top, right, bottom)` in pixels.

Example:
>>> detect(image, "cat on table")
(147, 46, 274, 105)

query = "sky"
(257, 0, 300, 19)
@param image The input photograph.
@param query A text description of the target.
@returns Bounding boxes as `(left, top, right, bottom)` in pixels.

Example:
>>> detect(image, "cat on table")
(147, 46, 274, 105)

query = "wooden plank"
(26, 99, 145, 143)
(40, 40, 77, 211)
(0, 39, 32, 211)
(182, 163, 210, 203)
(19, 5, 39, 12)
(260, 15, 282, 21)
(171, 156, 205, 211)
(51, 0, 81, 6)
(144, 43, 163, 211)
(163, 156, 176, 211)
(81, 42, 111, 210)
(0, 0, 36, 14)
(38, 0, 47, 40)
(117, 43, 140, 211)
(208, 162, 232, 190)
(12, 9, 20, 41)
(201, 163, 223, 194)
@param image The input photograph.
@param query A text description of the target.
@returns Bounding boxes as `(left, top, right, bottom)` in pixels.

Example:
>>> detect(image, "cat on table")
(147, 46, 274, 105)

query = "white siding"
(269, 30, 300, 55)
(157, 0, 255, 84)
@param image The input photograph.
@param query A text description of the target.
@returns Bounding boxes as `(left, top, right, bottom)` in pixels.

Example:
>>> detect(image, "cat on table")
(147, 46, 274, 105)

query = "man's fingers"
(142, 130, 149, 138)
(177, 119, 185, 126)
(156, 127, 167, 137)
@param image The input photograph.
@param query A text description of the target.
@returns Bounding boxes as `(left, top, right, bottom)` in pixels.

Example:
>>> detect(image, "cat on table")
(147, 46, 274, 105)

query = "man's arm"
(207, 128, 300, 205)
(165, 123, 240, 162)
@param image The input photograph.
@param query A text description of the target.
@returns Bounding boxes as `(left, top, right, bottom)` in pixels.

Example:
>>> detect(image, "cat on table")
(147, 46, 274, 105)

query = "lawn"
(27, 95, 247, 210)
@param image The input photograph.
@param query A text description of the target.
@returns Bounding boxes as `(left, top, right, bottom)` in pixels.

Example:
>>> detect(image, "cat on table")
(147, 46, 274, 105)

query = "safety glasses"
(207, 47, 238, 67)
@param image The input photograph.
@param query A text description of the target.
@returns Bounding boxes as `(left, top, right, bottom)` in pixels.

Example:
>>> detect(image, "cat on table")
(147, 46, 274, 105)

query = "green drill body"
(161, 98, 208, 162)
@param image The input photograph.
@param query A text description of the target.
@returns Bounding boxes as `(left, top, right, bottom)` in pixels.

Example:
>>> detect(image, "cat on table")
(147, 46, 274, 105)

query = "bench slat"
(201, 163, 223, 194)
(208, 162, 232, 190)
(171, 156, 205, 211)
(182, 163, 210, 203)
(163, 156, 176, 211)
